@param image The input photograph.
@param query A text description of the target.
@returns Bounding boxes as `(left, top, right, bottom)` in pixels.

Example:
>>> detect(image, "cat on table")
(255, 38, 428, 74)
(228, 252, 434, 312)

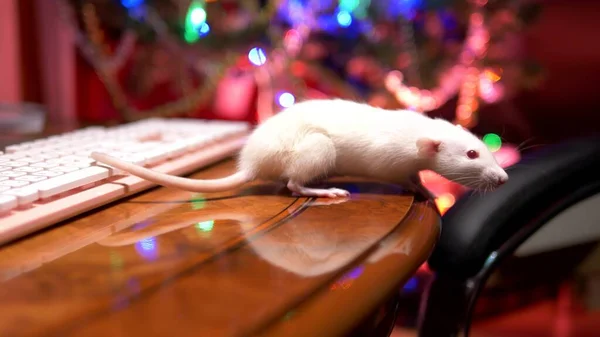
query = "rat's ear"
(417, 138, 441, 157)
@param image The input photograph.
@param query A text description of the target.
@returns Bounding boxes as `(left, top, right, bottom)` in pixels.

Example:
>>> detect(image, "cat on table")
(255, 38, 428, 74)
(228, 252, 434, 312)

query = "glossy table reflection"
(0, 160, 440, 337)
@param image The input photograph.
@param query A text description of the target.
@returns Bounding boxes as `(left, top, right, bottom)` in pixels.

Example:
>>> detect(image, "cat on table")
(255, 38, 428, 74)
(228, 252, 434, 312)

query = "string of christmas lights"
(383, 0, 496, 127)
(61, 0, 279, 121)
(59, 1, 137, 74)
(60, 0, 243, 121)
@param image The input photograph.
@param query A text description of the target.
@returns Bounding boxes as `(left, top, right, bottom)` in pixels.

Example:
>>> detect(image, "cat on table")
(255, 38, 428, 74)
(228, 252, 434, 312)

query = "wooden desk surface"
(0, 160, 440, 337)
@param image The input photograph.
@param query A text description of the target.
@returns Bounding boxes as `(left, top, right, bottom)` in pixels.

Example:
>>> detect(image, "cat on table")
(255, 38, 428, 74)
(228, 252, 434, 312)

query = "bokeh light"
(248, 47, 267, 66)
(435, 193, 456, 214)
(198, 22, 210, 36)
(339, 0, 360, 13)
(135, 237, 158, 260)
(191, 194, 206, 210)
(277, 92, 296, 107)
(121, 0, 143, 9)
(337, 11, 352, 27)
(483, 133, 502, 152)
(190, 7, 207, 26)
(195, 220, 214, 232)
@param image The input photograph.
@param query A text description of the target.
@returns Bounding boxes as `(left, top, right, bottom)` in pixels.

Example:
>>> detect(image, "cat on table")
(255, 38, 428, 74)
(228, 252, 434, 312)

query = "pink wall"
(0, 0, 77, 126)
(0, 0, 21, 103)
(35, 0, 77, 125)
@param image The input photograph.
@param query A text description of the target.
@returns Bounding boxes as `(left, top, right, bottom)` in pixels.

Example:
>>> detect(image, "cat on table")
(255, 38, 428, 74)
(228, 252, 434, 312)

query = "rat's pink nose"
(497, 177, 507, 185)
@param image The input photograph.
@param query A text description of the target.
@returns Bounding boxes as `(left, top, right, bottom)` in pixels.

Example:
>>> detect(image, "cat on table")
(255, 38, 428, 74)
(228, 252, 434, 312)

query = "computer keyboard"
(0, 118, 250, 245)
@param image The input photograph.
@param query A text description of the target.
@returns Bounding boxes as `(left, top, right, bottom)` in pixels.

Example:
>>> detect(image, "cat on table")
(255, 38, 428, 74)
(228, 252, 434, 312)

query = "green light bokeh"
(483, 133, 502, 152)
(195, 220, 214, 232)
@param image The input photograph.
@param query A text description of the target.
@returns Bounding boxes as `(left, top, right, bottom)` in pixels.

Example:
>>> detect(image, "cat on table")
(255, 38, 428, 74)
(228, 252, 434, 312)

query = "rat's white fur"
(92, 99, 508, 197)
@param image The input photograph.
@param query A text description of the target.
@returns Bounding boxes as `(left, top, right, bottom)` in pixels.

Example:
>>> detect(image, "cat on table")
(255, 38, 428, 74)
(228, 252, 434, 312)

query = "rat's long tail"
(91, 152, 251, 193)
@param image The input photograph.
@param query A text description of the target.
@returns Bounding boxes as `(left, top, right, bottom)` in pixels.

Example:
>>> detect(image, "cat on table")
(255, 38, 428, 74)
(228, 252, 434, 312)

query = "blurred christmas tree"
(60, 0, 543, 126)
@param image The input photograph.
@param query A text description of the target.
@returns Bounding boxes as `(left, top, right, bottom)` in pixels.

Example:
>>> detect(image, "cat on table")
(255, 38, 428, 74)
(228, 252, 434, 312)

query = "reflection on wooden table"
(0, 160, 440, 337)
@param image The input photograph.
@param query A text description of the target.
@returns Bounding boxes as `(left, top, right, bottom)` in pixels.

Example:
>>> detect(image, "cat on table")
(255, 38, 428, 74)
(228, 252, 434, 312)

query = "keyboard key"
(31, 153, 59, 160)
(49, 166, 80, 173)
(0, 171, 27, 178)
(15, 175, 48, 182)
(20, 149, 44, 156)
(103, 153, 146, 166)
(75, 151, 93, 157)
(32, 170, 64, 177)
(0, 180, 30, 188)
(5, 161, 30, 167)
(165, 141, 189, 158)
(0, 195, 17, 212)
(71, 162, 91, 168)
(46, 158, 66, 165)
(6, 144, 27, 153)
(140, 148, 171, 165)
(121, 143, 155, 152)
(100, 151, 128, 158)
(2, 153, 28, 160)
(60, 155, 96, 164)
(19, 157, 44, 163)
(15, 166, 44, 173)
(53, 150, 73, 157)
(30, 166, 111, 199)
(185, 135, 212, 149)
(31, 162, 60, 169)
(2, 187, 39, 205)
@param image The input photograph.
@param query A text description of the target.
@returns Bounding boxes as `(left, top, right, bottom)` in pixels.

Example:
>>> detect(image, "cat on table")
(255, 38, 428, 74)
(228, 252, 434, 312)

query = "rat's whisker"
(449, 175, 480, 181)
(516, 137, 535, 151)
(447, 176, 482, 184)
(517, 143, 546, 153)
(440, 172, 481, 179)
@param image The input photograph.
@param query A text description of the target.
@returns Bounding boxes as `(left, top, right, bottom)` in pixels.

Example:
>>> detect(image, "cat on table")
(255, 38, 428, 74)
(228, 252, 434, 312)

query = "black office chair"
(416, 135, 600, 337)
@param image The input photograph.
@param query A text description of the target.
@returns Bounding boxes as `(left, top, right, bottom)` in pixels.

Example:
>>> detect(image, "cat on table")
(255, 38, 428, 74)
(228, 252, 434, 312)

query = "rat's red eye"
(467, 150, 479, 159)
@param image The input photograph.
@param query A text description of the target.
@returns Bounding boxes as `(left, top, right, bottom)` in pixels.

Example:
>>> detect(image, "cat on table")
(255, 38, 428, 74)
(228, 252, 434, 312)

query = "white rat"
(91, 99, 508, 198)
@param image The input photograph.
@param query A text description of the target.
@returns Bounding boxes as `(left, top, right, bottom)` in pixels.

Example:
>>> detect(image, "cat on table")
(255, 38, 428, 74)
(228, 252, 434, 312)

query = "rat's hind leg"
(285, 133, 350, 198)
